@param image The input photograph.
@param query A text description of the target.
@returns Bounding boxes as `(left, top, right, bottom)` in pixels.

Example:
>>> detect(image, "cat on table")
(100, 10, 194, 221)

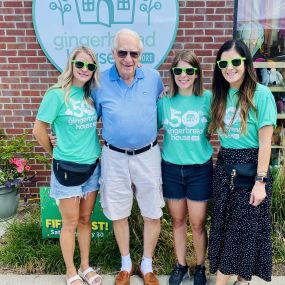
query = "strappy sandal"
(66, 274, 84, 285)
(233, 281, 250, 285)
(78, 267, 102, 285)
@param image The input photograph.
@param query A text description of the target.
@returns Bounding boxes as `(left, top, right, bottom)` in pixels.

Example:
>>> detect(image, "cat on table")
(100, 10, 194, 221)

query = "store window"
(235, 0, 285, 166)
(82, 0, 95, 12)
(118, 0, 130, 10)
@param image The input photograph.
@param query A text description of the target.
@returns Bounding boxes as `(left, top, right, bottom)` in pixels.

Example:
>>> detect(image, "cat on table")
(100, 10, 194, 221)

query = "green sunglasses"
(72, 60, 97, 72)
(217, 57, 246, 69)
(172, 67, 198, 76)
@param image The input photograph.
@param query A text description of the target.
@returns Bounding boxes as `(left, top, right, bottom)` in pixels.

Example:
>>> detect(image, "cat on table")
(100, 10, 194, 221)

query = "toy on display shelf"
(260, 65, 285, 87)
(268, 68, 284, 86)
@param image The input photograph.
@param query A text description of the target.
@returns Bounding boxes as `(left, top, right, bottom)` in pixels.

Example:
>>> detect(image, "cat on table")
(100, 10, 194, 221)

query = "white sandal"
(66, 274, 84, 285)
(78, 267, 102, 285)
(233, 281, 250, 285)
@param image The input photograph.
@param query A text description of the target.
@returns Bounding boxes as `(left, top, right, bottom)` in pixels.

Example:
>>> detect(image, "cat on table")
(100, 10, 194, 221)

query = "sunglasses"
(172, 67, 197, 76)
(116, 50, 140, 59)
(72, 60, 97, 72)
(217, 57, 246, 69)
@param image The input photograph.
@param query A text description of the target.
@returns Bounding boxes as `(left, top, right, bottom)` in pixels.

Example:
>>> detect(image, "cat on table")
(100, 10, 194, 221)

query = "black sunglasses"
(72, 60, 97, 72)
(217, 57, 246, 69)
(172, 67, 197, 76)
(116, 50, 140, 59)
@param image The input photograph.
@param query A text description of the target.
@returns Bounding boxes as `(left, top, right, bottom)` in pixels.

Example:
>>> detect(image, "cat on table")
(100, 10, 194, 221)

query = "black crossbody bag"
(53, 159, 99, 186)
(222, 163, 257, 189)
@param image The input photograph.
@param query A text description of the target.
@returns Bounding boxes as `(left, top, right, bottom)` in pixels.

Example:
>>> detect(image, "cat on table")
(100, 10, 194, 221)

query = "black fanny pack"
(53, 159, 98, 186)
(222, 163, 257, 189)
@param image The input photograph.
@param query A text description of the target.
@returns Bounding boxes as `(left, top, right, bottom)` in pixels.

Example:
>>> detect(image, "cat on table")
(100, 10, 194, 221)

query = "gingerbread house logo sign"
(32, 0, 179, 71)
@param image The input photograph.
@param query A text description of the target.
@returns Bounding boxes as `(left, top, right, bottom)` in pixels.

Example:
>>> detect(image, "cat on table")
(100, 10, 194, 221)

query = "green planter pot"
(0, 186, 20, 220)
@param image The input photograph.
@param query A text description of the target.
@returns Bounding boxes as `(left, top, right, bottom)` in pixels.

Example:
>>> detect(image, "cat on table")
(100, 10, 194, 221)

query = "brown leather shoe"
(115, 266, 134, 285)
(137, 265, 158, 285)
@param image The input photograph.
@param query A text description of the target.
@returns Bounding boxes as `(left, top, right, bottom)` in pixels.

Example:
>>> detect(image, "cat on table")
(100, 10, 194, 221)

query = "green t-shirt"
(158, 90, 213, 165)
(36, 86, 101, 164)
(218, 83, 277, 149)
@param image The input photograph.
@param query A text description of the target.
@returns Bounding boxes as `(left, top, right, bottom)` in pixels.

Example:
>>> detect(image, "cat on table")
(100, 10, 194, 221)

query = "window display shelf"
(277, 113, 285, 119)
(253, 62, 285, 69)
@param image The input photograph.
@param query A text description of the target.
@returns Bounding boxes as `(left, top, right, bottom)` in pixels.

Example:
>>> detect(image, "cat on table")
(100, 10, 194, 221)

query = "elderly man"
(92, 28, 165, 285)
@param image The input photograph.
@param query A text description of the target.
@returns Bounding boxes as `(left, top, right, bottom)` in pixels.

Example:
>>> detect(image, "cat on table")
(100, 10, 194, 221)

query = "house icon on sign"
(75, 0, 136, 26)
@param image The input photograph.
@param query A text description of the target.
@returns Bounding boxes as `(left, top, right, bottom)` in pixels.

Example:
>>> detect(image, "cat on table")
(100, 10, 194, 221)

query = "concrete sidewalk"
(0, 274, 284, 285)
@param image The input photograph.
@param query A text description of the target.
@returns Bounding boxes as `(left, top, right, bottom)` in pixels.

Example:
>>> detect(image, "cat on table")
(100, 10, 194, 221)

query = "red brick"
(15, 8, 31, 14)
(21, 77, 39, 83)
(1, 110, 12, 116)
(0, 57, 7, 63)
(13, 122, 33, 128)
(4, 15, 24, 21)
(9, 57, 27, 63)
(0, 71, 8, 76)
(205, 29, 226, 36)
(16, 22, 33, 29)
(194, 22, 214, 28)
(4, 1, 23, 7)
(186, 1, 206, 7)
(1, 77, 20, 83)
(179, 22, 193, 29)
(25, 29, 36, 36)
(206, 15, 225, 21)
(13, 110, 32, 116)
(21, 90, 41, 96)
(0, 22, 15, 28)
(7, 43, 26, 49)
(2, 90, 21, 96)
(20, 64, 39, 70)
(28, 57, 47, 63)
(0, 7, 14, 13)
(0, 97, 12, 103)
(1, 50, 17, 56)
(6, 30, 25, 36)
(5, 128, 24, 135)
(215, 8, 234, 14)
(215, 22, 233, 29)
(9, 70, 28, 76)
(18, 50, 37, 56)
(207, 1, 226, 7)
(0, 36, 17, 42)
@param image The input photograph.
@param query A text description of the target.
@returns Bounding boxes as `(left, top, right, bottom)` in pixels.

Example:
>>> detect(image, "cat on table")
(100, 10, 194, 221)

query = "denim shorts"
(50, 162, 101, 202)
(161, 159, 213, 201)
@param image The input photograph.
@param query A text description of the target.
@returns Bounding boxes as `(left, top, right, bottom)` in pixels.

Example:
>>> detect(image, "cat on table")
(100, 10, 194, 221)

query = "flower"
(0, 131, 48, 189)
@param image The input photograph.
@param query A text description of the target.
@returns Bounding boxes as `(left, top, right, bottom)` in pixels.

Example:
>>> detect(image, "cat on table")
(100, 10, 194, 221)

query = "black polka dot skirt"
(208, 147, 272, 282)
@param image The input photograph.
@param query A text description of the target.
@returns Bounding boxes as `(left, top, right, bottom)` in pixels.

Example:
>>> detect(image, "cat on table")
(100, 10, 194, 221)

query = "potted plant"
(0, 130, 48, 220)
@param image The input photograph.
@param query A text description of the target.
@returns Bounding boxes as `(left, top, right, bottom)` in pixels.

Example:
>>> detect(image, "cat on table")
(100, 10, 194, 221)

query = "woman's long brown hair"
(209, 39, 258, 134)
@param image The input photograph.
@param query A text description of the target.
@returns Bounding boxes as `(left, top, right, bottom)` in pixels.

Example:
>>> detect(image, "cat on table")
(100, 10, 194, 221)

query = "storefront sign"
(32, 0, 179, 71)
(40, 187, 112, 239)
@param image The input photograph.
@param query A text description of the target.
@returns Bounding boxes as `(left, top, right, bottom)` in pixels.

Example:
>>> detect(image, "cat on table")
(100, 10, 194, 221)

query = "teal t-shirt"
(218, 83, 277, 149)
(158, 90, 213, 165)
(36, 86, 101, 164)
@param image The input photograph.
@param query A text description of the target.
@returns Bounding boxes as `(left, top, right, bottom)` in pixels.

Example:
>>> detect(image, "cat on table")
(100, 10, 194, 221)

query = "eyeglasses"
(217, 57, 246, 69)
(72, 60, 97, 72)
(116, 50, 140, 59)
(172, 67, 197, 76)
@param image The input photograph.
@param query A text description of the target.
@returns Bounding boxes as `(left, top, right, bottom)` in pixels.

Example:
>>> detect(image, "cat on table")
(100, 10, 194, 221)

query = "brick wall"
(0, 0, 235, 198)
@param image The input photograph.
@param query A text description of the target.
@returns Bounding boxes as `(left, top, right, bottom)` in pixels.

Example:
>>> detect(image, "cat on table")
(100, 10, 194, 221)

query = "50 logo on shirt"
(165, 108, 201, 128)
(65, 98, 95, 118)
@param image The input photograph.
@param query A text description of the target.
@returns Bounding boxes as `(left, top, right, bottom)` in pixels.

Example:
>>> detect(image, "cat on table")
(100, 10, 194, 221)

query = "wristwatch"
(255, 175, 268, 183)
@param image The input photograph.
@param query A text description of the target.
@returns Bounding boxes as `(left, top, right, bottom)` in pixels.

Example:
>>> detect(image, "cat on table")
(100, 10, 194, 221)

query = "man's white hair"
(113, 28, 143, 51)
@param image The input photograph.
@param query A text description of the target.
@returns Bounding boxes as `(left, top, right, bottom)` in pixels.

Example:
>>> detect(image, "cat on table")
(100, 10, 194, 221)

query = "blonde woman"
(33, 46, 102, 285)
